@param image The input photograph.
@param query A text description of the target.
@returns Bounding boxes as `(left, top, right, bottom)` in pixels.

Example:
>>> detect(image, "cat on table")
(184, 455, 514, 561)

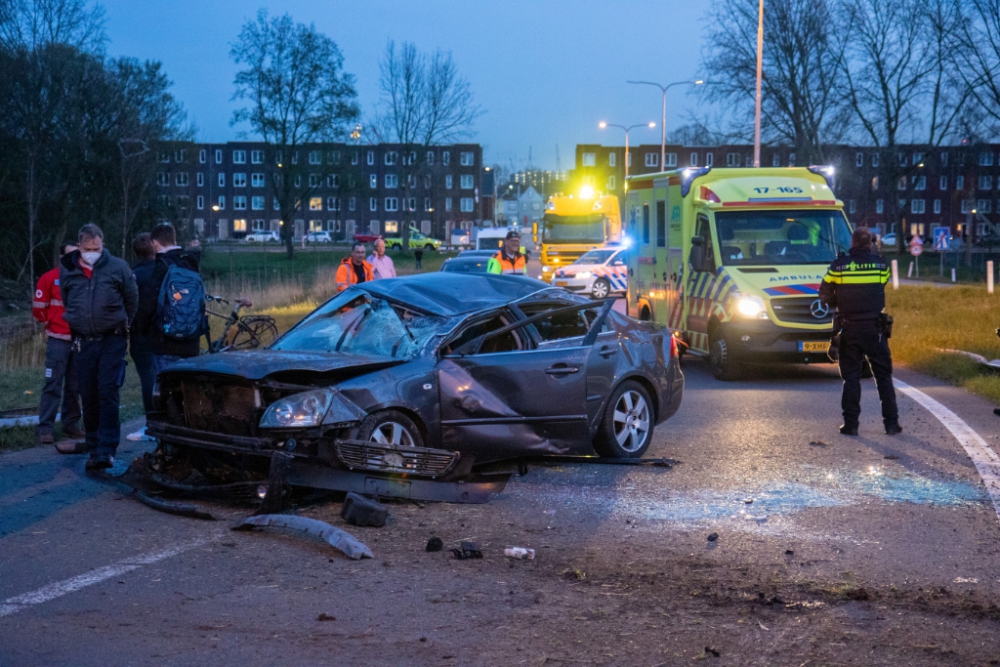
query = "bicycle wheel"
(230, 316, 279, 350)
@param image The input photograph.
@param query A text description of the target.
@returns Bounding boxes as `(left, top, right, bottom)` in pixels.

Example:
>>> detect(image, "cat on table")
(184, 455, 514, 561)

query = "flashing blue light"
(620, 235, 632, 248)
(808, 165, 836, 191)
(680, 167, 712, 197)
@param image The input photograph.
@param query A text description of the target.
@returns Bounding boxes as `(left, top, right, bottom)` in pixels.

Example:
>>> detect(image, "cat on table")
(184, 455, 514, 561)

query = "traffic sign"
(933, 227, 949, 250)
(910, 242, 923, 256)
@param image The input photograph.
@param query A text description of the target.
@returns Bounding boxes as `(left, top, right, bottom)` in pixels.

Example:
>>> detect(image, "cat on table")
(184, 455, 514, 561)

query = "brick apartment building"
(153, 142, 487, 242)
(572, 143, 1000, 241)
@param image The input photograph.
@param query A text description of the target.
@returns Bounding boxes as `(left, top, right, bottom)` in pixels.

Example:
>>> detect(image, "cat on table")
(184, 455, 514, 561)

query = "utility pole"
(753, 0, 764, 168)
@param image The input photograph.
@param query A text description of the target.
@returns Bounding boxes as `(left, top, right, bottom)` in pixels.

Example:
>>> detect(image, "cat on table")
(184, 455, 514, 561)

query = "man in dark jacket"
(818, 227, 900, 437)
(126, 233, 157, 442)
(60, 223, 139, 470)
(134, 223, 203, 374)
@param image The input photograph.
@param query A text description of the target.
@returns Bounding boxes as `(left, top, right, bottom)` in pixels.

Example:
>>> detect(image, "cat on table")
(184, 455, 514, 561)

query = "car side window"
(519, 303, 610, 344)
(443, 314, 523, 355)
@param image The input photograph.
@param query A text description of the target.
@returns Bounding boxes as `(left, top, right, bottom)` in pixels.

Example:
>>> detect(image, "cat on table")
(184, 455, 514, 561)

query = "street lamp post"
(598, 121, 656, 186)
(626, 79, 704, 171)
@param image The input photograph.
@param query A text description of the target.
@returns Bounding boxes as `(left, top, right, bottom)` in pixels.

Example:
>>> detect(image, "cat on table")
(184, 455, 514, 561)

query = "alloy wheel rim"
(593, 281, 609, 298)
(371, 421, 416, 447)
(612, 390, 650, 452)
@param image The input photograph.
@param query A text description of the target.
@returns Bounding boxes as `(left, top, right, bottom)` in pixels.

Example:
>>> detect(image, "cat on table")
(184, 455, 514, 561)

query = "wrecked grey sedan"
(147, 273, 683, 501)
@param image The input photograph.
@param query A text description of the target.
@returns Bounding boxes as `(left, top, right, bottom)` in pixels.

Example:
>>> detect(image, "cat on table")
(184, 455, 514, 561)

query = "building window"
(218, 173, 226, 187)
(980, 175, 993, 190)
(871, 176, 879, 190)
(941, 151, 949, 167)
(327, 174, 339, 188)
(460, 152, 474, 166)
(196, 195, 204, 210)
(582, 152, 596, 167)
(961, 199, 973, 213)
(913, 175, 926, 191)
(309, 197, 322, 211)
(460, 197, 474, 212)
(294, 175, 301, 187)
(369, 197, 378, 211)
(912, 152, 923, 165)
(233, 196, 247, 210)
(978, 199, 992, 213)
(705, 153, 714, 167)
(275, 150, 283, 164)
(644, 153, 659, 168)
(199, 149, 206, 164)
(745, 155, 753, 167)
(309, 174, 320, 187)
(772, 153, 781, 167)
(233, 219, 247, 233)
(351, 151, 359, 165)
(291, 151, 298, 164)
(426, 150, 435, 165)
(174, 149, 186, 163)
(911, 199, 925, 214)
(424, 197, 431, 211)
(608, 152, 616, 167)
(327, 219, 340, 232)
(369, 174, 377, 188)
(217, 195, 226, 210)
(156, 172, 169, 186)
(725, 153, 739, 167)
(175, 173, 189, 187)
(384, 151, 397, 166)
(445, 198, 453, 211)
(898, 198, 907, 212)
(252, 196, 265, 210)
(939, 176, 948, 191)
(445, 175, 453, 189)
(876, 199, 884, 214)
(460, 174, 474, 189)
(898, 177, 906, 191)
(233, 172, 246, 187)
(367, 151, 375, 165)
(160, 151, 170, 163)
(400, 151, 414, 166)
(957, 175, 965, 190)
(385, 197, 399, 211)
(849, 200, 857, 214)
(607, 176, 616, 190)
(690, 152, 699, 167)
(247, 173, 262, 188)
(442, 151, 450, 166)
(327, 196, 339, 211)
(273, 197, 280, 210)
(407, 197, 416, 211)
(309, 150, 322, 165)
(215, 149, 223, 164)
(252, 219, 266, 231)
(980, 152, 994, 166)
(349, 196, 356, 211)
(933, 199, 941, 214)
(251, 150, 264, 164)
(856, 152, 864, 167)
(326, 150, 339, 164)
(232, 150, 246, 164)
(382, 220, 397, 234)
(385, 174, 398, 188)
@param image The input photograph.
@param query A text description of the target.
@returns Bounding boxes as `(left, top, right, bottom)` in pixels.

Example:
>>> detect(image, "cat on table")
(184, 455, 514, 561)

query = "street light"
(598, 121, 656, 185)
(626, 79, 704, 171)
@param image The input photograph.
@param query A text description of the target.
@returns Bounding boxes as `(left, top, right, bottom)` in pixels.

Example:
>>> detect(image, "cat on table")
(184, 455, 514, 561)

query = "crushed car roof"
(354, 272, 552, 316)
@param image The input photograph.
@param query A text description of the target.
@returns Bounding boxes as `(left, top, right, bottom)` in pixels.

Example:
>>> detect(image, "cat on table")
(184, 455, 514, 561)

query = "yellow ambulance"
(623, 166, 852, 380)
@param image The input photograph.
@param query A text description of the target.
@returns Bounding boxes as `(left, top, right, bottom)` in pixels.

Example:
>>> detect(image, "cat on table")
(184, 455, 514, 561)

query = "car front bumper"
(551, 276, 596, 293)
(715, 319, 835, 364)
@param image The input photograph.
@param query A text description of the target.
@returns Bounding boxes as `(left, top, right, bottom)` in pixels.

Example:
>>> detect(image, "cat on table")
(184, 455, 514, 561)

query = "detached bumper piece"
(334, 439, 459, 478)
(234, 514, 373, 560)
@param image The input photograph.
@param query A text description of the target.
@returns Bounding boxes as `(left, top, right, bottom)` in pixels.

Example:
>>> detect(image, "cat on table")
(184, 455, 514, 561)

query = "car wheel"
(592, 278, 610, 299)
(594, 380, 653, 458)
(355, 410, 424, 448)
(424, 243, 434, 252)
(709, 335, 741, 381)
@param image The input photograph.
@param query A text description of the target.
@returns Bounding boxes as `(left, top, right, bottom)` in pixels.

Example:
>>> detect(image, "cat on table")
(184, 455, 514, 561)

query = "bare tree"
(953, 0, 1000, 132)
(230, 9, 359, 258)
(701, 0, 849, 164)
(0, 0, 104, 51)
(371, 40, 483, 249)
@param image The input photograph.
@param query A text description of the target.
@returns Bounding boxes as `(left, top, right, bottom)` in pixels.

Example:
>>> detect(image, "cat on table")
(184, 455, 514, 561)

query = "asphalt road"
(3, 359, 1000, 666)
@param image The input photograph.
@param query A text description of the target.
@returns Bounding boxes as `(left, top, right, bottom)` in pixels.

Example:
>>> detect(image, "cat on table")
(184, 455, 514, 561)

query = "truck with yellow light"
(623, 166, 852, 380)
(539, 190, 622, 278)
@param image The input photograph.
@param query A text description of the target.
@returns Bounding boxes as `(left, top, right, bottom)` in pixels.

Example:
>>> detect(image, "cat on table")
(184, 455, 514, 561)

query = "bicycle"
(204, 295, 279, 353)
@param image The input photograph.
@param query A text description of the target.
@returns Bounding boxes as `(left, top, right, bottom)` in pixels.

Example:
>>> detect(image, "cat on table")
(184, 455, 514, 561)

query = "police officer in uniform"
(818, 226, 901, 436)
(486, 231, 527, 275)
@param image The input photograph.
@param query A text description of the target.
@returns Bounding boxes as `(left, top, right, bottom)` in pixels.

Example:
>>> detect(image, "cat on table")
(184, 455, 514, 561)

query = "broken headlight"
(259, 389, 333, 428)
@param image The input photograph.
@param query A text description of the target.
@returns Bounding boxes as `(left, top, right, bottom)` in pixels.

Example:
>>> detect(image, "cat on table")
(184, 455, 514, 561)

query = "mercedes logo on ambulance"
(809, 299, 830, 319)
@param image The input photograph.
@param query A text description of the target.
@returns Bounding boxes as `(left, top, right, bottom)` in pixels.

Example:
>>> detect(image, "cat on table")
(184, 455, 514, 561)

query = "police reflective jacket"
(487, 250, 526, 275)
(335, 257, 374, 292)
(818, 247, 890, 322)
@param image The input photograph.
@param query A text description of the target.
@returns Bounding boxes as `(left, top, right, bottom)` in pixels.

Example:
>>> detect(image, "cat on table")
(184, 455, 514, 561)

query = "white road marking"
(0, 538, 208, 618)
(896, 379, 1000, 522)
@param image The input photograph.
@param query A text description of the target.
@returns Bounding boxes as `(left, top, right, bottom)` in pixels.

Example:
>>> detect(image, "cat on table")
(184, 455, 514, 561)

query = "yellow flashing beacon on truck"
(623, 166, 852, 380)
(539, 190, 621, 276)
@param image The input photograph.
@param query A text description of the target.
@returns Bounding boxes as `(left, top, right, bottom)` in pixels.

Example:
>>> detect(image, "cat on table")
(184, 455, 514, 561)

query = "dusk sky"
(103, 0, 714, 171)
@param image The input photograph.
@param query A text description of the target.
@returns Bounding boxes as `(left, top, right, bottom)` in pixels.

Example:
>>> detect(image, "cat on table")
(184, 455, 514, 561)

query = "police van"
(623, 166, 852, 380)
(550, 245, 628, 299)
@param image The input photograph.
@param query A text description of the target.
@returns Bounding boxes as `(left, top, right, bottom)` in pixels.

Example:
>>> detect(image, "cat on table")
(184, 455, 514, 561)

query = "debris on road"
(884, 454, 900, 460)
(785, 549, 795, 556)
(707, 532, 719, 542)
(340, 492, 389, 527)
(234, 514, 374, 560)
(316, 613, 336, 621)
(743, 498, 753, 504)
(504, 547, 535, 560)
(694, 646, 721, 658)
(426, 536, 443, 552)
(134, 492, 216, 521)
(809, 440, 829, 447)
(954, 577, 979, 584)
(450, 541, 483, 560)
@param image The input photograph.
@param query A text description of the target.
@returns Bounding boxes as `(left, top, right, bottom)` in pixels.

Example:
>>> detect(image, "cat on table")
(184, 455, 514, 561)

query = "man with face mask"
(59, 224, 138, 471)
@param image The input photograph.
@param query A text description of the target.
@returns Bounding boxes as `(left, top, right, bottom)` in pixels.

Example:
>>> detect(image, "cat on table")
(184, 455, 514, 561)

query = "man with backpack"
(134, 223, 206, 375)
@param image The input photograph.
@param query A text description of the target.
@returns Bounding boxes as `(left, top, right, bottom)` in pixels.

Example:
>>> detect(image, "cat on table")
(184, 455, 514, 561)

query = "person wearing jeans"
(127, 233, 157, 442)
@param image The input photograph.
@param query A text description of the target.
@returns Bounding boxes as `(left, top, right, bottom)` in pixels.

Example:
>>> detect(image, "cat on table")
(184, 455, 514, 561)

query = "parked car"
(385, 228, 442, 252)
(458, 249, 497, 258)
(975, 233, 1000, 248)
(245, 231, 279, 243)
(306, 231, 333, 244)
(440, 256, 490, 274)
(879, 233, 896, 247)
(353, 233, 381, 245)
(145, 274, 684, 497)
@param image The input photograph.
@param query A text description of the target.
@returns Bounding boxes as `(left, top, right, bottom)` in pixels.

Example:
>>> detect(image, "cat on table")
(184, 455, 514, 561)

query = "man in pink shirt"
(367, 238, 397, 279)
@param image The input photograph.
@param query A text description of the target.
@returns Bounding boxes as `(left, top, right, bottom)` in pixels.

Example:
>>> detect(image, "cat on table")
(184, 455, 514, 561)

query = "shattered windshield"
(272, 293, 445, 359)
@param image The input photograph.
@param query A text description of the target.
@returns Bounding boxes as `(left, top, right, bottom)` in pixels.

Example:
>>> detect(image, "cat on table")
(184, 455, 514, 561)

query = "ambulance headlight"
(575, 271, 592, 279)
(737, 295, 768, 319)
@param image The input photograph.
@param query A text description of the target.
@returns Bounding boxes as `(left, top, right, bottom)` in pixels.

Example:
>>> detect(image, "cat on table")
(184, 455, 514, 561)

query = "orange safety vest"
(488, 251, 526, 275)
(335, 258, 375, 292)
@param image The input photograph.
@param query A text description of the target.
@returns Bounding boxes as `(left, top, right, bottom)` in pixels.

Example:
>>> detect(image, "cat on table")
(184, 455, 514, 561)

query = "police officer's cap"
(505, 230, 521, 240)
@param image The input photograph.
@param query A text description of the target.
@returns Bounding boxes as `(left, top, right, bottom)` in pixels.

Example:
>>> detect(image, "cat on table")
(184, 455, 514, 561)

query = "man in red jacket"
(32, 242, 84, 446)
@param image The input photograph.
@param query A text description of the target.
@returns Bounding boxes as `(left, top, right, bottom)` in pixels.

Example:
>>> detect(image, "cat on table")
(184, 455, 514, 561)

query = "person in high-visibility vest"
(487, 231, 527, 275)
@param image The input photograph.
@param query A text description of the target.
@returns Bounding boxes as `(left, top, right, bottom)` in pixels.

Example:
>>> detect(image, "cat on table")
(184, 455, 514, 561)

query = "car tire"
(594, 380, 654, 458)
(709, 335, 741, 381)
(592, 278, 610, 299)
(424, 243, 435, 252)
(355, 410, 424, 448)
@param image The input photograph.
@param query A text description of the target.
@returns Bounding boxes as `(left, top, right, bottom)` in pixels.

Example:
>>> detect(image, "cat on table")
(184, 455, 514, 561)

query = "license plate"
(555, 281, 568, 286)
(798, 341, 828, 353)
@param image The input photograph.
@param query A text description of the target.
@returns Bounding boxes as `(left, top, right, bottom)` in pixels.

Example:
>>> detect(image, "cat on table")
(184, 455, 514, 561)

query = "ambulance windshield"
(713, 210, 852, 266)
(542, 213, 607, 244)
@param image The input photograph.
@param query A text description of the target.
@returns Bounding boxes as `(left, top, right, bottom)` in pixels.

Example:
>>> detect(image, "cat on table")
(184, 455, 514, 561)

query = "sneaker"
(55, 440, 89, 454)
(62, 426, 85, 440)
(85, 455, 114, 471)
(884, 422, 903, 435)
(839, 424, 859, 436)
(126, 427, 152, 442)
(38, 432, 54, 446)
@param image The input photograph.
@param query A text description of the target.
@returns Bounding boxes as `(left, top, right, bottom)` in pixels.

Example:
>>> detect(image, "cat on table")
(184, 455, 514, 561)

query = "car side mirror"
(690, 237, 706, 272)
(613, 260, 624, 266)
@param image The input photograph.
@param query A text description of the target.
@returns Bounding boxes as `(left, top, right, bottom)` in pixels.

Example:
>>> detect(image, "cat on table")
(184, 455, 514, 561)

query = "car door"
(437, 303, 607, 460)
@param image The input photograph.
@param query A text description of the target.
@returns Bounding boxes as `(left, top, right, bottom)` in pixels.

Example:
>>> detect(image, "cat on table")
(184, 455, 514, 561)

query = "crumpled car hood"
(159, 350, 403, 380)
